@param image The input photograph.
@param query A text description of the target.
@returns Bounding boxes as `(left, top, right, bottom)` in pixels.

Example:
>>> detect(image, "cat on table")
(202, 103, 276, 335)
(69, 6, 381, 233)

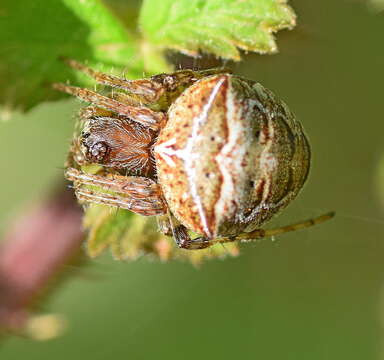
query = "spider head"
(81, 131, 109, 163)
(78, 116, 156, 176)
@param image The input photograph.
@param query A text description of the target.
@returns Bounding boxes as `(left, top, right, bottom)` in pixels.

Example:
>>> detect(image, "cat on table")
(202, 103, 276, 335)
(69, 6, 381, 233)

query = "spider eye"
(87, 141, 109, 163)
(81, 131, 90, 139)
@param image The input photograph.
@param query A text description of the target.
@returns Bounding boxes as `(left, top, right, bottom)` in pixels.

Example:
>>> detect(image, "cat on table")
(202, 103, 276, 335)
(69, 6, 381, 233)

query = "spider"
(53, 59, 334, 250)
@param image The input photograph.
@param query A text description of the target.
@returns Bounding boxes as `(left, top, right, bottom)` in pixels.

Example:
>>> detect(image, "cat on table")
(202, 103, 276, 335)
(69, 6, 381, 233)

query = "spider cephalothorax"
(80, 116, 156, 176)
(54, 59, 333, 250)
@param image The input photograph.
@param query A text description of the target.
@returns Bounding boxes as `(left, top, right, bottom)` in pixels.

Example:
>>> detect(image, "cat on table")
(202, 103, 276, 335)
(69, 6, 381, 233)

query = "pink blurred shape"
(0, 186, 83, 333)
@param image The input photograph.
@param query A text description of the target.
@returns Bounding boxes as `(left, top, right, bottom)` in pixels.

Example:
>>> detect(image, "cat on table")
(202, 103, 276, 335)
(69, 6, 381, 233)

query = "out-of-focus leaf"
(84, 204, 239, 265)
(369, 0, 384, 11)
(0, 0, 142, 115)
(139, 0, 296, 61)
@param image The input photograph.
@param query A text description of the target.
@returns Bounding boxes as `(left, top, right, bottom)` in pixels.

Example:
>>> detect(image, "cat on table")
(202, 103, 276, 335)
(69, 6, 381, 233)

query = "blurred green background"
(1, 0, 384, 359)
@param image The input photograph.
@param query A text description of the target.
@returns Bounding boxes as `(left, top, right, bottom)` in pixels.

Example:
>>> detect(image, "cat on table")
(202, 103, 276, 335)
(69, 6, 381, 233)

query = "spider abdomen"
(154, 74, 310, 238)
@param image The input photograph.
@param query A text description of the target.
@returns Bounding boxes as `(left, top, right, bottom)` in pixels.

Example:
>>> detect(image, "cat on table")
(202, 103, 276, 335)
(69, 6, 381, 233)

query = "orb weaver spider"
(53, 59, 334, 250)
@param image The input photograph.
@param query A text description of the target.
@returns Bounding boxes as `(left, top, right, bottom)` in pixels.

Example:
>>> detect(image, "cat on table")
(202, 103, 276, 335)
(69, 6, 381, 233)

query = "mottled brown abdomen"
(154, 74, 310, 238)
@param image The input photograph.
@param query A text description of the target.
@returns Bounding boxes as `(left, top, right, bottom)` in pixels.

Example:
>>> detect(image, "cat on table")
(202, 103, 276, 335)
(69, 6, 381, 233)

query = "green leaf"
(139, 0, 296, 60)
(84, 204, 239, 265)
(0, 0, 142, 114)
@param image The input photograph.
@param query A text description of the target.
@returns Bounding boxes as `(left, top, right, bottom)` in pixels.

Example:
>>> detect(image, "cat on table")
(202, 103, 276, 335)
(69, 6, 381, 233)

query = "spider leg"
(79, 105, 114, 120)
(156, 213, 208, 251)
(173, 226, 212, 250)
(53, 83, 165, 131)
(61, 58, 163, 104)
(164, 214, 211, 250)
(66, 168, 166, 216)
(171, 212, 335, 250)
(111, 92, 146, 107)
(232, 212, 335, 242)
(213, 211, 335, 246)
(74, 188, 164, 216)
(195, 68, 233, 77)
(61, 58, 232, 105)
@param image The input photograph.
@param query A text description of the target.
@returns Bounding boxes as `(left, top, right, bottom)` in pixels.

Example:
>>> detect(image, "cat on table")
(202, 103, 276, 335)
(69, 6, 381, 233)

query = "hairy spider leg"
(111, 92, 147, 107)
(61, 58, 163, 104)
(61, 58, 232, 105)
(171, 212, 335, 250)
(66, 168, 166, 216)
(79, 106, 115, 120)
(52, 83, 165, 131)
